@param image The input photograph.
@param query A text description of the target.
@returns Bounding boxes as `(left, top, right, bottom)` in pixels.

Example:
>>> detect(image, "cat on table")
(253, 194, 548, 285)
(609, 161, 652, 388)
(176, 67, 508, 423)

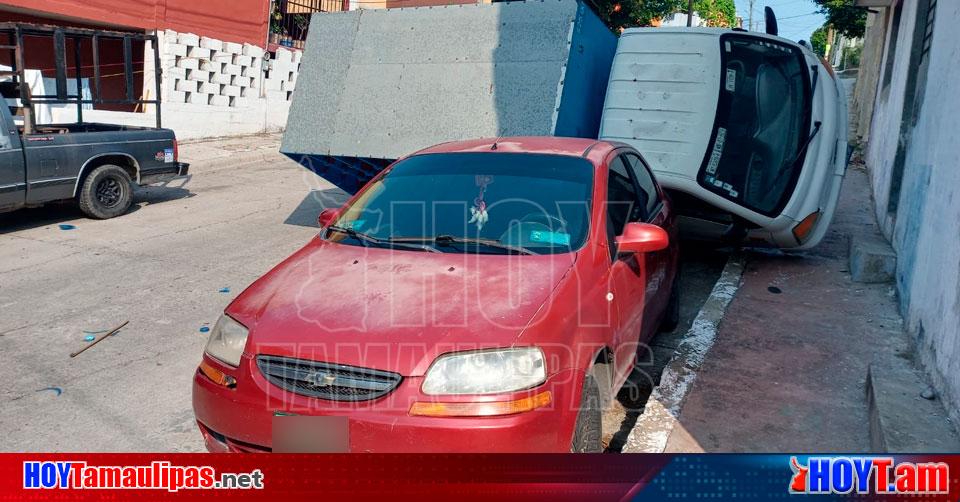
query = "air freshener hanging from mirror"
(468, 175, 493, 231)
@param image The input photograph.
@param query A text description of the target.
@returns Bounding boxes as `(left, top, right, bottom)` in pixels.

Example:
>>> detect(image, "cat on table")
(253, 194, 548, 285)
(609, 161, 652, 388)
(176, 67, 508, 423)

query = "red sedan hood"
(229, 238, 576, 376)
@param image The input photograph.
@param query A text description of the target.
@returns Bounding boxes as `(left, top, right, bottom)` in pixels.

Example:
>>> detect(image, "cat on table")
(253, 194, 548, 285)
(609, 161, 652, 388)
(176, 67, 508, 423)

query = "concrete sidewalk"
(653, 165, 960, 452)
(179, 133, 287, 173)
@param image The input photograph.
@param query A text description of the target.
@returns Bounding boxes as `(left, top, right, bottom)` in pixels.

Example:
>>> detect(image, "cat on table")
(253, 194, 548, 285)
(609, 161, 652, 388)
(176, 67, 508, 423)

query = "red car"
(193, 137, 679, 453)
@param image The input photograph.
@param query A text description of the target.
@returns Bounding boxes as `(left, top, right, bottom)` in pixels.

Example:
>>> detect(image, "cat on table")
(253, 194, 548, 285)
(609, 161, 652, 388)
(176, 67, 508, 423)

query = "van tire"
(571, 375, 602, 453)
(78, 164, 133, 219)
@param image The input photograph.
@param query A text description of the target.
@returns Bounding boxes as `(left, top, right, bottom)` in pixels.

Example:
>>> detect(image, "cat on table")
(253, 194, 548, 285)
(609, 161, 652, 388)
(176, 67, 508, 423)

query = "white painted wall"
(48, 29, 302, 140)
(864, 0, 960, 426)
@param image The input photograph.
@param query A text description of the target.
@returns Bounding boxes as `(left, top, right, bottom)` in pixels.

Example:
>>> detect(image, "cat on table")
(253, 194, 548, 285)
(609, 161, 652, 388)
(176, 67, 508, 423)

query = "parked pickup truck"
(0, 23, 189, 219)
(0, 88, 189, 219)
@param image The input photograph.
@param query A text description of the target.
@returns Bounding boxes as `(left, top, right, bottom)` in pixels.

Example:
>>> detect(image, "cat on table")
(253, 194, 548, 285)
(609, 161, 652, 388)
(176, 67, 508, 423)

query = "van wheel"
(78, 164, 133, 219)
(661, 269, 681, 332)
(571, 375, 602, 453)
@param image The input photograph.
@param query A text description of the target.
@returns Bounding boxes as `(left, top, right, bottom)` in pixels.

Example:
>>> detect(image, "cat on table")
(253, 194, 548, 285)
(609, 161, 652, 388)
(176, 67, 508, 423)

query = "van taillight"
(793, 211, 820, 244)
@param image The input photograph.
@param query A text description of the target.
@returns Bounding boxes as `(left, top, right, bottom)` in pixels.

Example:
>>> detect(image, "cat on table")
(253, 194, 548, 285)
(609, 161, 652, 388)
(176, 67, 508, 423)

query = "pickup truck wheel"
(78, 164, 133, 219)
(570, 375, 602, 453)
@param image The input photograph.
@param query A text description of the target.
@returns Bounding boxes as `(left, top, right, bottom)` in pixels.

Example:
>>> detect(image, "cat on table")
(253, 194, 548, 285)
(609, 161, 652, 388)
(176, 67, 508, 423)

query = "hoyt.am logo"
(789, 456, 950, 495)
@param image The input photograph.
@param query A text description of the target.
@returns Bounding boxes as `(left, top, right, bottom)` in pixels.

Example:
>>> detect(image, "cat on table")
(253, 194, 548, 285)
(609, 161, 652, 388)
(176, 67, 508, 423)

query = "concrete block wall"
(161, 29, 298, 110)
(50, 30, 302, 139)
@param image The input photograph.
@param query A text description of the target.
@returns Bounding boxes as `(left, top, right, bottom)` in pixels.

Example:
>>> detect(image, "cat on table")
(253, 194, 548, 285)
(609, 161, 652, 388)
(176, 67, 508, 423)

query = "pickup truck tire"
(78, 164, 133, 219)
(571, 375, 602, 453)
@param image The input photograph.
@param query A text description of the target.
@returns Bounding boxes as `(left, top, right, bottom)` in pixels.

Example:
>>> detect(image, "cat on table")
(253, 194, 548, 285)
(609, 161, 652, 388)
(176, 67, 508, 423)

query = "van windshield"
(698, 34, 812, 216)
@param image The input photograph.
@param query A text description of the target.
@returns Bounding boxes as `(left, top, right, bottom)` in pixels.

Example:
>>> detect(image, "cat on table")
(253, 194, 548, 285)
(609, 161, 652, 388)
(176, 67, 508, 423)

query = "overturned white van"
(599, 27, 848, 249)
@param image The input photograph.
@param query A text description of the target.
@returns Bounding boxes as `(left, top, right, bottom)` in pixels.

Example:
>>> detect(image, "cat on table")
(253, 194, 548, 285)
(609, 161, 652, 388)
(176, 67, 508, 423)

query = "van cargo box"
(281, 0, 616, 193)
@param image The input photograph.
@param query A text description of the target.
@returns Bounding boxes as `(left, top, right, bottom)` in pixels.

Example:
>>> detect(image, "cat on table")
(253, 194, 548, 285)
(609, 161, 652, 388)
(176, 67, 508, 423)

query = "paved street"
(0, 141, 337, 451)
(0, 137, 724, 452)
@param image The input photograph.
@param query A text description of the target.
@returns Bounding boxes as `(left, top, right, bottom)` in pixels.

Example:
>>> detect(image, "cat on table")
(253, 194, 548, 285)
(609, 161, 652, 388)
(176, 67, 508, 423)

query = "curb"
(622, 254, 745, 453)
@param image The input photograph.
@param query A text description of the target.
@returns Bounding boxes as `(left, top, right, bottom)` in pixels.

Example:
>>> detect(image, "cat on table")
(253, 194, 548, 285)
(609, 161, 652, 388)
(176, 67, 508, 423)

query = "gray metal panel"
(281, 0, 581, 160)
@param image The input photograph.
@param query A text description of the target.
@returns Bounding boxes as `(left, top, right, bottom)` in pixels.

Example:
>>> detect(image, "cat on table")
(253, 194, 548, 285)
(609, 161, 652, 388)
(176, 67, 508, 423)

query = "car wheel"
(570, 375, 602, 453)
(78, 164, 133, 219)
(660, 268, 681, 332)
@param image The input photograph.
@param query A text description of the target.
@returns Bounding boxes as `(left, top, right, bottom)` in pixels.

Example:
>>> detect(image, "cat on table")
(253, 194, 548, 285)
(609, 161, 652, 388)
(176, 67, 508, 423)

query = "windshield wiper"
(774, 120, 823, 183)
(327, 226, 440, 253)
(390, 235, 538, 255)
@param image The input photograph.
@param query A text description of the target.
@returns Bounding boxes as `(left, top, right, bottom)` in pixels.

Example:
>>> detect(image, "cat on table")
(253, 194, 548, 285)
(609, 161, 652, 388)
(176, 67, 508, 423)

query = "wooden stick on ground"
(70, 321, 129, 358)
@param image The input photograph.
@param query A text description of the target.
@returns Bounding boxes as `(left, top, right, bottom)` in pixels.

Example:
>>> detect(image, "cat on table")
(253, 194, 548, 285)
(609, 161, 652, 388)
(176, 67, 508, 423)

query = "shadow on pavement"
(283, 188, 351, 228)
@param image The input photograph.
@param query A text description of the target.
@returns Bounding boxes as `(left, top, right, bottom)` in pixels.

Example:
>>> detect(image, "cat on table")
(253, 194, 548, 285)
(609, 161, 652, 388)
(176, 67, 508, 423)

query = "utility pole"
(687, 0, 694, 27)
(748, 0, 755, 31)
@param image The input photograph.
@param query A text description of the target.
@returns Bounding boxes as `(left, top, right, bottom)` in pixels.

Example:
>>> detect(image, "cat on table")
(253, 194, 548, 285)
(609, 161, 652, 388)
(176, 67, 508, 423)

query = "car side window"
(606, 155, 641, 260)
(624, 153, 660, 220)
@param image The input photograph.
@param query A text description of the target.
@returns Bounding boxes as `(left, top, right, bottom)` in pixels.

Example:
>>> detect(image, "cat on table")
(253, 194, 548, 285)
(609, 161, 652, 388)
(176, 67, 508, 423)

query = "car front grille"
(256, 355, 402, 402)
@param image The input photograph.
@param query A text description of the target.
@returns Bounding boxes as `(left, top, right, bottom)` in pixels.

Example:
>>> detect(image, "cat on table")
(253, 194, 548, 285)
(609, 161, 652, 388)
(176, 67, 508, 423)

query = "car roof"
(411, 136, 623, 160)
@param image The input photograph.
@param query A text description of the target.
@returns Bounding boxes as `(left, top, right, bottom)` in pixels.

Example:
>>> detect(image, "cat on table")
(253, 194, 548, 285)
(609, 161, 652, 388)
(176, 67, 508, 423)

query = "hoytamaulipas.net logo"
(789, 456, 949, 495)
(23, 461, 264, 492)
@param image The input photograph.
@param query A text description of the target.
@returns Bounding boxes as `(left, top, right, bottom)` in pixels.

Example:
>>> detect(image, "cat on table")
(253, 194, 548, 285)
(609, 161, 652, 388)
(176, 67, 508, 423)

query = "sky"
(735, 0, 827, 43)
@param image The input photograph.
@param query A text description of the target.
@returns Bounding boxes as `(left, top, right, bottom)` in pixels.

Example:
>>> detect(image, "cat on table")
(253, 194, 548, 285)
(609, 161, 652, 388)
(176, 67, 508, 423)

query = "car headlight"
(204, 314, 249, 367)
(421, 347, 546, 395)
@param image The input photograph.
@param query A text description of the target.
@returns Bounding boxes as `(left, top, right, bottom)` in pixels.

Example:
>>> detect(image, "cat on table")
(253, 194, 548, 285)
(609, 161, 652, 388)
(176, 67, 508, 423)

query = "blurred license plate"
(272, 415, 349, 453)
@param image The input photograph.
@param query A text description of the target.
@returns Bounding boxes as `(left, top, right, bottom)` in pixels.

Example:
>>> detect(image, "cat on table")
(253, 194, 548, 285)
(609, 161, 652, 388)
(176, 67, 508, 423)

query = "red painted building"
(0, 0, 271, 46)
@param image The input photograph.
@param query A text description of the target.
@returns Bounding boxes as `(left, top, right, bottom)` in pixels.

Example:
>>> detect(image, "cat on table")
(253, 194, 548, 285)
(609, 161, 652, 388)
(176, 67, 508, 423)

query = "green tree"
(812, 0, 866, 38)
(592, 0, 684, 32)
(810, 25, 828, 57)
(693, 0, 737, 28)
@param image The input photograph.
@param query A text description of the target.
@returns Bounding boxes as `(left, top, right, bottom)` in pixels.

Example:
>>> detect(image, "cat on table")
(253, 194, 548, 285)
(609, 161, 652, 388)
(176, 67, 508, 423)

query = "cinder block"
(274, 48, 293, 64)
(234, 75, 250, 88)
(265, 90, 287, 102)
(168, 90, 186, 103)
(188, 46, 211, 59)
(222, 64, 242, 76)
(188, 69, 212, 82)
(208, 94, 230, 107)
(165, 66, 186, 79)
(263, 78, 283, 91)
(199, 37, 223, 51)
(198, 81, 220, 94)
(165, 43, 187, 57)
(223, 41, 243, 54)
(242, 44, 265, 58)
(210, 72, 232, 85)
(178, 32, 200, 46)
(175, 79, 197, 93)
(850, 235, 897, 283)
(221, 85, 241, 97)
(234, 96, 250, 108)
(163, 29, 178, 41)
(199, 59, 219, 72)
(186, 92, 207, 105)
(233, 54, 252, 67)
(251, 57, 262, 69)
(292, 50, 302, 63)
(178, 57, 199, 70)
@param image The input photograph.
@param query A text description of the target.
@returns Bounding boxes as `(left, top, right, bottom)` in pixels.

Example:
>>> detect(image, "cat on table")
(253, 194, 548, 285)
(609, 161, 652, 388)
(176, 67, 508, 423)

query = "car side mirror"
(318, 208, 340, 228)
(615, 222, 669, 254)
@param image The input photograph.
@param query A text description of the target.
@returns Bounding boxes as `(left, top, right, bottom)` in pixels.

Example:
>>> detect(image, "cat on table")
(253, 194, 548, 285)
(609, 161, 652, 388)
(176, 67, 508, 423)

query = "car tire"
(78, 164, 134, 219)
(660, 268, 681, 332)
(570, 374, 602, 453)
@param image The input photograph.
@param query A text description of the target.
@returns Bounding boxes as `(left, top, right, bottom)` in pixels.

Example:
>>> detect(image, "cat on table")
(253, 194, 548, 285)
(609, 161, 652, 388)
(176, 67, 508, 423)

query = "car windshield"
(327, 152, 594, 254)
(698, 34, 812, 215)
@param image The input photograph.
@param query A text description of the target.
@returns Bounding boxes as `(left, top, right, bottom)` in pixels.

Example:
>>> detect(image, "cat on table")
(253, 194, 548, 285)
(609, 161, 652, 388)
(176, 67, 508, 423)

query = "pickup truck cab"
(599, 28, 848, 249)
(0, 87, 189, 219)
